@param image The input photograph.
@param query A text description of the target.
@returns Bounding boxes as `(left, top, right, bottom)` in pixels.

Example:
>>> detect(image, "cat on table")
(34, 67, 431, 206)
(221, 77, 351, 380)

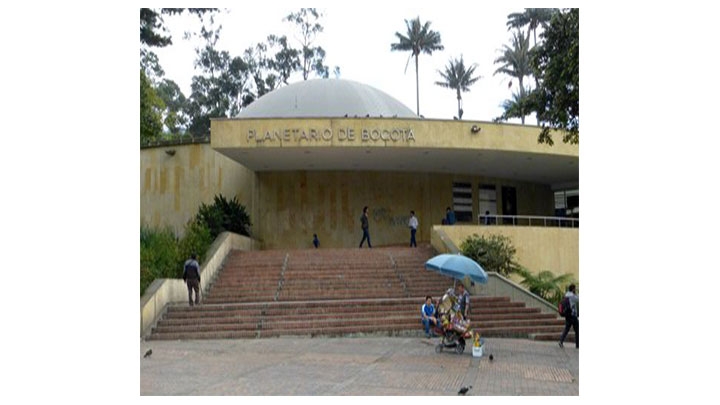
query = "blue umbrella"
(425, 254, 488, 284)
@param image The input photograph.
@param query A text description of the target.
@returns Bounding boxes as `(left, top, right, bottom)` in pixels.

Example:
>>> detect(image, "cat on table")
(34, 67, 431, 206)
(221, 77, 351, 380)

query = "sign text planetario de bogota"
(247, 127, 416, 143)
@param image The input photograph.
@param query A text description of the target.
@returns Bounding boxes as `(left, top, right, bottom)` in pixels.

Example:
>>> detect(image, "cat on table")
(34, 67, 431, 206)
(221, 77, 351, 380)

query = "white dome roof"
(236, 79, 417, 119)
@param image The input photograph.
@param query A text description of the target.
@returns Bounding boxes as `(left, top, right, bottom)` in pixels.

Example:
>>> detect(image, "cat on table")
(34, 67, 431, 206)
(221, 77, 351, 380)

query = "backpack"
(184, 261, 200, 280)
(558, 297, 572, 317)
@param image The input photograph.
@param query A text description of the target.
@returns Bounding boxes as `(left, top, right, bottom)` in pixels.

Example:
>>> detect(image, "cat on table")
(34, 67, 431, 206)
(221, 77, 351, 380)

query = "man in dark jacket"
(183, 253, 201, 306)
(359, 206, 372, 248)
(559, 284, 579, 348)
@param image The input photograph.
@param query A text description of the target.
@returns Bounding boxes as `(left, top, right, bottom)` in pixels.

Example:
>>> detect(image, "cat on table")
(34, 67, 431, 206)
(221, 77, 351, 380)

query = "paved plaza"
(140, 336, 579, 396)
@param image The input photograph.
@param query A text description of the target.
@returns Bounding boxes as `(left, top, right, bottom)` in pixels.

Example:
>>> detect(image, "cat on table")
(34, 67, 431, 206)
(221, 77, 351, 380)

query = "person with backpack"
(559, 284, 579, 348)
(183, 253, 201, 307)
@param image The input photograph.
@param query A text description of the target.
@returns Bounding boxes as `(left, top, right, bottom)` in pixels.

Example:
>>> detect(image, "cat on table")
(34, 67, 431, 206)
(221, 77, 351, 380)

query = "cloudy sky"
(151, 5, 539, 124)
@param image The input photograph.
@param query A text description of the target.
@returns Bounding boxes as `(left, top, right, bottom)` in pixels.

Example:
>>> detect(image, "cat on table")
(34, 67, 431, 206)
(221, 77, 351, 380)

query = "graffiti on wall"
(372, 207, 411, 227)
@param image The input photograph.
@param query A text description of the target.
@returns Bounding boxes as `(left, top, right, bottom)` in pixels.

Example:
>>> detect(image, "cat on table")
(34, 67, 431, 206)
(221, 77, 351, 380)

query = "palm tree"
(514, 267, 576, 305)
(506, 8, 556, 47)
(494, 29, 533, 92)
(435, 55, 481, 120)
(496, 86, 532, 124)
(391, 17, 444, 116)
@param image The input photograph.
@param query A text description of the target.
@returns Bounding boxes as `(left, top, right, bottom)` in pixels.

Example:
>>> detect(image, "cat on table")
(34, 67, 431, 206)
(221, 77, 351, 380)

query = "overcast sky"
(151, 5, 539, 124)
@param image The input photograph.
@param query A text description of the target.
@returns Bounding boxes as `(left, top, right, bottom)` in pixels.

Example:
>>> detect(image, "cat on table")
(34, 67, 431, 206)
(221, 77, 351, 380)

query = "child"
(421, 296, 437, 338)
(313, 233, 319, 248)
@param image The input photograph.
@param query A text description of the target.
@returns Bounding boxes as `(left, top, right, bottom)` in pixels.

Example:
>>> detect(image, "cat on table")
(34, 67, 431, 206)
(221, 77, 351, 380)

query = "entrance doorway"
(501, 186, 517, 224)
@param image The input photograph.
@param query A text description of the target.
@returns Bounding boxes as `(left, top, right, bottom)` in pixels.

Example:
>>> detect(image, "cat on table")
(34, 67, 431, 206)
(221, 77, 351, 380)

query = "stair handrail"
(485, 272, 558, 314)
(274, 253, 289, 302)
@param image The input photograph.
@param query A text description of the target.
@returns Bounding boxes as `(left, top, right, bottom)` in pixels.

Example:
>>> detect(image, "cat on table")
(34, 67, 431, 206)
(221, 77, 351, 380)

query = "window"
(478, 184, 497, 223)
(554, 189, 579, 217)
(452, 182, 473, 222)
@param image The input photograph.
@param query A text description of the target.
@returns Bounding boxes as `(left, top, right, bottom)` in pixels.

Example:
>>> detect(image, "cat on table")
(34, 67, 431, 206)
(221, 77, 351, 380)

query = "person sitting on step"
(421, 295, 438, 338)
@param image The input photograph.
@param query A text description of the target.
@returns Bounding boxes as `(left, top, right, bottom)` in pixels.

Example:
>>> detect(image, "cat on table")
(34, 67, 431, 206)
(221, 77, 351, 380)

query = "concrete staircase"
(146, 246, 575, 343)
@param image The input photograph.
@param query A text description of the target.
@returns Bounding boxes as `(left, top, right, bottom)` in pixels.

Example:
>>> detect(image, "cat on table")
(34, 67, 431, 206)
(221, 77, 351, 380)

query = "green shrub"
(514, 267, 577, 305)
(140, 225, 180, 295)
(460, 233, 519, 276)
(196, 194, 252, 238)
(140, 220, 214, 296)
(140, 194, 250, 295)
(178, 219, 213, 265)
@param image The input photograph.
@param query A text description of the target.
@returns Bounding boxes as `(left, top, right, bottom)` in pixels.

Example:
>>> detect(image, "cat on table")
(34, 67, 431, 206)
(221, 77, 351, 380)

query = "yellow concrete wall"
(255, 171, 554, 249)
(139, 143, 555, 247)
(439, 225, 579, 281)
(140, 143, 256, 235)
(212, 117, 578, 158)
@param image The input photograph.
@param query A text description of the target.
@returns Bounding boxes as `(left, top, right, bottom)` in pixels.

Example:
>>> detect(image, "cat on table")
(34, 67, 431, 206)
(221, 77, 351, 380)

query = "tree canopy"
(530, 8, 579, 145)
(139, 8, 342, 141)
(140, 8, 219, 47)
(435, 55, 481, 120)
(284, 8, 330, 80)
(140, 70, 165, 144)
(506, 8, 556, 47)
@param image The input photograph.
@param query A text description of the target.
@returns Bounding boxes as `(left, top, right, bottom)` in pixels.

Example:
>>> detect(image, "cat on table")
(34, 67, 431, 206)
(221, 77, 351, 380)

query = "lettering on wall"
(247, 127, 416, 144)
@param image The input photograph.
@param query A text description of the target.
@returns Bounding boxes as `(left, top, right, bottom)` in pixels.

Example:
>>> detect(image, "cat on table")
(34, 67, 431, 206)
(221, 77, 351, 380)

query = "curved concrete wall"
(213, 117, 579, 157)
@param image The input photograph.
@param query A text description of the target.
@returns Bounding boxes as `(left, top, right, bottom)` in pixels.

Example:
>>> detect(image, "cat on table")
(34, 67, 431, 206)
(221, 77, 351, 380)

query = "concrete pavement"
(140, 336, 579, 396)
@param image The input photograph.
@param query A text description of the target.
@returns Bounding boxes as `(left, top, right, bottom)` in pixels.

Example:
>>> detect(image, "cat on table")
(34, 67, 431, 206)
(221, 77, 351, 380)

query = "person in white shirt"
(408, 210, 419, 247)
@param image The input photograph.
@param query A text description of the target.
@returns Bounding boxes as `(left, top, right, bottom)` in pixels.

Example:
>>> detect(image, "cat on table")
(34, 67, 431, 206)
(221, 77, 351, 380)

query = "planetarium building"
(141, 79, 578, 275)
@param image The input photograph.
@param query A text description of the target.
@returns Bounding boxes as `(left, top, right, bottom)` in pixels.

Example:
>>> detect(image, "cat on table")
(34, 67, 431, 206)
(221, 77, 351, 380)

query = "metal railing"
(477, 214, 579, 228)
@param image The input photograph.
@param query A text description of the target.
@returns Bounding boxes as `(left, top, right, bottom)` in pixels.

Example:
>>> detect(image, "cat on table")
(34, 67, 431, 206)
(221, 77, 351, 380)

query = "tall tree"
(156, 79, 189, 134)
(243, 43, 273, 104)
(391, 17, 444, 116)
(140, 8, 219, 48)
(495, 86, 533, 124)
(140, 8, 219, 141)
(529, 8, 579, 145)
(284, 8, 329, 80)
(140, 48, 165, 84)
(266, 35, 301, 85)
(506, 8, 556, 47)
(435, 56, 481, 120)
(140, 70, 166, 144)
(494, 29, 533, 93)
(186, 43, 250, 136)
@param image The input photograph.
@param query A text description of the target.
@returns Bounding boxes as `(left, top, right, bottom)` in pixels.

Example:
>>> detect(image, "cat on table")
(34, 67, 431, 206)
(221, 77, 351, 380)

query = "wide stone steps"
(156, 311, 557, 327)
(148, 246, 571, 341)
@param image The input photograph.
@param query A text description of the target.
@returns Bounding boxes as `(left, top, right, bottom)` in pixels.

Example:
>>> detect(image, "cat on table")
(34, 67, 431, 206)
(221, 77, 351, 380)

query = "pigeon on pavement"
(144, 349, 152, 358)
(458, 385, 472, 395)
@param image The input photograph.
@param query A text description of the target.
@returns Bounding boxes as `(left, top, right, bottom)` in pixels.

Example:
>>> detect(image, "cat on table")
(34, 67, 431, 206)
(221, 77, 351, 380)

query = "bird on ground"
(489, 354, 494, 362)
(144, 349, 152, 358)
(458, 385, 472, 395)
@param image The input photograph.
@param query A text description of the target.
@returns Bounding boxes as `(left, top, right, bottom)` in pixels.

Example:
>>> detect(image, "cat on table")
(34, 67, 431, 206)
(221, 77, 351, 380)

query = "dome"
(236, 79, 418, 119)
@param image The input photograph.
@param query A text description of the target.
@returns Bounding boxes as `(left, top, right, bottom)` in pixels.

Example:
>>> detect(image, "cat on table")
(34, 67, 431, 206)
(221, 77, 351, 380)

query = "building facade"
(141, 79, 578, 260)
